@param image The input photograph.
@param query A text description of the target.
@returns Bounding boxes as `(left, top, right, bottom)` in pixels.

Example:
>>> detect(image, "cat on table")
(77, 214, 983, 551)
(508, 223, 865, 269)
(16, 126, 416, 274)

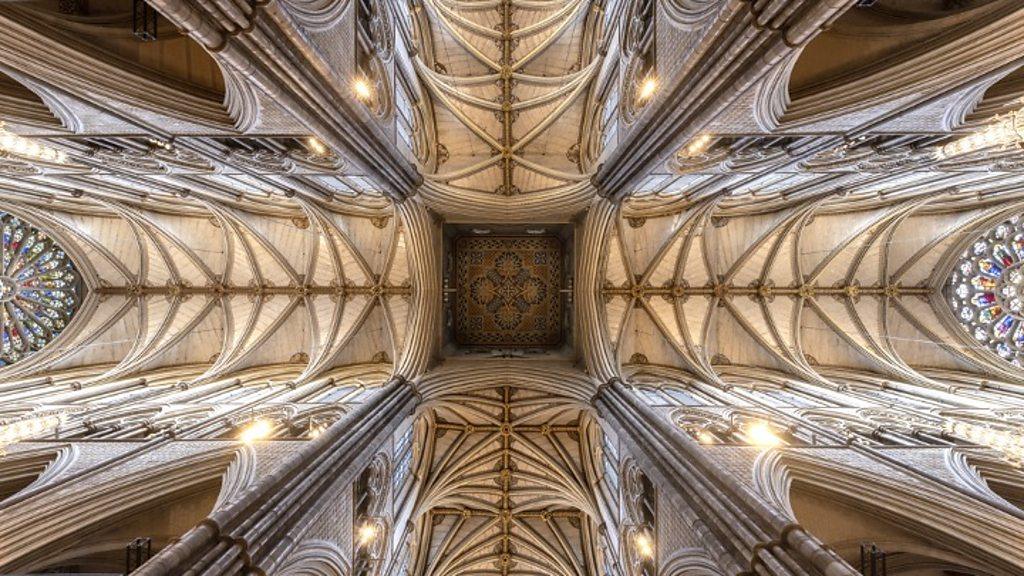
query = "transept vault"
(6, 1, 1024, 576)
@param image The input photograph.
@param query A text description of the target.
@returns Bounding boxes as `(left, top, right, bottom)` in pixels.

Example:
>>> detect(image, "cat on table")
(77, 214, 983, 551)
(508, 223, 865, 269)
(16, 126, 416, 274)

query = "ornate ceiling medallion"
(452, 235, 564, 348)
(948, 216, 1024, 366)
(0, 212, 83, 367)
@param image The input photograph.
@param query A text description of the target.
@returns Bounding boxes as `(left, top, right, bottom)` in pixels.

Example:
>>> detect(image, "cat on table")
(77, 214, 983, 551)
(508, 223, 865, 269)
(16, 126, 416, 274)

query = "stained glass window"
(949, 217, 1024, 366)
(0, 212, 81, 366)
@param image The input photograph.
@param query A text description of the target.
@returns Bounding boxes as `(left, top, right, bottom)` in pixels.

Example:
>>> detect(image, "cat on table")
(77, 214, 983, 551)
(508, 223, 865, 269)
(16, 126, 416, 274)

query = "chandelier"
(0, 122, 67, 164)
(939, 106, 1024, 159)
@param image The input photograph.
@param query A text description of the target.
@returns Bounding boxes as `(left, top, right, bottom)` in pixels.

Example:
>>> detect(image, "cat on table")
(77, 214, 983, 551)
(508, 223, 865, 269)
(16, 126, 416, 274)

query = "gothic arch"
(0, 443, 239, 573)
(966, 63, 1024, 127)
(0, 1, 236, 131)
(661, 548, 727, 576)
(0, 444, 67, 503)
(0, 68, 66, 131)
(780, 1, 1024, 131)
(954, 450, 1024, 513)
(279, 540, 350, 576)
(754, 450, 1024, 575)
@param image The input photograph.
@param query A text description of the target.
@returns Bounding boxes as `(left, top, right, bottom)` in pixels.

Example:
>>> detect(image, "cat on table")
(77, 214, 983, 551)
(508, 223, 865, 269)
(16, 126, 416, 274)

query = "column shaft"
(136, 377, 416, 575)
(595, 380, 856, 576)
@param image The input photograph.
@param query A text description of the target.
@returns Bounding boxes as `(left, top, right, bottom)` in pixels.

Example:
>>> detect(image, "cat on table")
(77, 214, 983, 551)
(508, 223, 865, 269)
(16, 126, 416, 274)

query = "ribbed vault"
(5, 2, 1024, 575)
(0, 195, 413, 387)
(600, 193, 1024, 387)
(409, 365, 601, 576)
(403, 0, 609, 220)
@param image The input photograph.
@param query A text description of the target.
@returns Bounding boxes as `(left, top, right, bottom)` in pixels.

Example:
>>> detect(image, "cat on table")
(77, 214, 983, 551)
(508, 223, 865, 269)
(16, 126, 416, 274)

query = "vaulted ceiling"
(3, 0, 1024, 574)
(601, 194, 1024, 388)
(410, 365, 601, 576)
(406, 0, 607, 219)
(1, 197, 411, 387)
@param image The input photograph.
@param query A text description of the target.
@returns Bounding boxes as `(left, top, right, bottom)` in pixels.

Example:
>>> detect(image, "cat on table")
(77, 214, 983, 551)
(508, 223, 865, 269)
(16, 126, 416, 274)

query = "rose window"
(0, 212, 82, 366)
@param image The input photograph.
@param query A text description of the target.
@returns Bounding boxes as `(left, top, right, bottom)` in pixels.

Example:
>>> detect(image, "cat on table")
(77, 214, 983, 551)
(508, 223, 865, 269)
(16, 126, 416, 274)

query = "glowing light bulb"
(637, 76, 658, 102)
(353, 78, 374, 102)
(634, 532, 654, 559)
(307, 136, 328, 156)
(746, 421, 781, 448)
(147, 137, 173, 151)
(357, 522, 378, 546)
(308, 424, 325, 439)
(697, 430, 715, 445)
(239, 419, 273, 443)
(679, 133, 714, 159)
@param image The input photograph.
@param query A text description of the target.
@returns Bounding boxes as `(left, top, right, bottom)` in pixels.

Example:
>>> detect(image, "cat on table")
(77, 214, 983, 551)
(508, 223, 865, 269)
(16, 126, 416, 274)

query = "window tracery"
(392, 425, 413, 495)
(0, 212, 81, 367)
(621, 461, 656, 576)
(672, 408, 799, 447)
(948, 217, 1024, 366)
(602, 429, 621, 509)
(620, 0, 656, 122)
(354, 453, 391, 576)
(355, 0, 394, 117)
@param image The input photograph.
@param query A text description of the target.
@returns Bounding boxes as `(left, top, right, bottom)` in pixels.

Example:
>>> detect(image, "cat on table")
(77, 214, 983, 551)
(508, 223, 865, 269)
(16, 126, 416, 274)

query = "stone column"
(145, 0, 420, 200)
(577, 195, 620, 383)
(135, 376, 417, 575)
(595, 379, 857, 576)
(595, 0, 851, 198)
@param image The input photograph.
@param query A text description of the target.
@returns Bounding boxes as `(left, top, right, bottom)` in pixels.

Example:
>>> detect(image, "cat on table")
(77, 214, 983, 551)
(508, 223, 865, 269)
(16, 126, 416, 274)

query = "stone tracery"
(948, 215, 1024, 366)
(4, 1, 1024, 576)
(0, 211, 81, 367)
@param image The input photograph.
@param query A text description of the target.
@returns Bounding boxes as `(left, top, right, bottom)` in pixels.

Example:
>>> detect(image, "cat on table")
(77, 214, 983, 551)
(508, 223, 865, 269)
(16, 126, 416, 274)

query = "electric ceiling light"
(634, 532, 655, 559)
(945, 420, 1024, 466)
(353, 78, 374, 102)
(637, 76, 658, 102)
(239, 418, 274, 443)
(357, 522, 378, 546)
(745, 421, 781, 448)
(306, 136, 329, 156)
(939, 108, 1024, 159)
(146, 137, 173, 151)
(680, 133, 714, 159)
(0, 122, 67, 164)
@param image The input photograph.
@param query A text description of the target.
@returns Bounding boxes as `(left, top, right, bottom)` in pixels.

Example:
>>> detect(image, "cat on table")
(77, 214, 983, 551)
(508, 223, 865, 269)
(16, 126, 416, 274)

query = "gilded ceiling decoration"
(6, 1, 1024, 575)
(453, 236, 564, 348)
(0, 211, 81, 367)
